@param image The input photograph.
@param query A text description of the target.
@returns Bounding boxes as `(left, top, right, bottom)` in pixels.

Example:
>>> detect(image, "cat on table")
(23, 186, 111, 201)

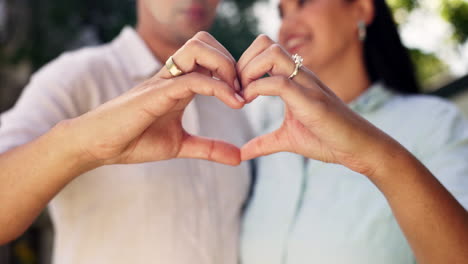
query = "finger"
(242, 75, 306, 104)
(145, 73, 245, 117)
(158, 38, 239, 91)
(239, 43, 311, 90)
(237, 34, 275, 73)
(194, 32, 240, 90)
(178, 134, 241, 166)
(240, 129, 289, 161)
(169, 73, 245, 108)
(239, 43, 289, 88)
(194, 31, 236, 63)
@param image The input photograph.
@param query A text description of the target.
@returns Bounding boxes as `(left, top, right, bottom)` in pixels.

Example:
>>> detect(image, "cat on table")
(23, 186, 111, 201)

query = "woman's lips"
(285, 36, 309, 54)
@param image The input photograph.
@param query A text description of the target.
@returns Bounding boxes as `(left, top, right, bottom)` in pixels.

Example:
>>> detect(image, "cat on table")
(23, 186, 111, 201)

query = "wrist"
(50, 119, 102, 175)
(363, 137, 423, 189)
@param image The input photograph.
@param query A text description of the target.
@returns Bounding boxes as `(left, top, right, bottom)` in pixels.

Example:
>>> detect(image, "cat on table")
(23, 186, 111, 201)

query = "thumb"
(240, 129, 290, 161)
(177, 133, 241, 166)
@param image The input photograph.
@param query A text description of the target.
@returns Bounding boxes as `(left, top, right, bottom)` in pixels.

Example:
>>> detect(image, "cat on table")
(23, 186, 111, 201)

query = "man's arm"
(0, 74, 243, 245)
(0, 120, 96, 245)
(0, 32, 243, 244)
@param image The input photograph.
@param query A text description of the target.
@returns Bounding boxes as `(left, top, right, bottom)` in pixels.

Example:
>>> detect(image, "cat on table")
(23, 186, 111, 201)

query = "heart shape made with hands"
(155, 32, 378, 171)
(155, 33, 308, 166)
(78, 32, 380, 173)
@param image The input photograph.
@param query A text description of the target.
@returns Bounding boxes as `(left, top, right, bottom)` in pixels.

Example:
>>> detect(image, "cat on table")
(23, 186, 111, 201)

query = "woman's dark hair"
(363, 0, 420, 94)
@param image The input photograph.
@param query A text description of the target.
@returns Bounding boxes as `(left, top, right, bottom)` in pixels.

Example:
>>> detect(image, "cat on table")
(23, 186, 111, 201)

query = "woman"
(238, 0, 468, 263)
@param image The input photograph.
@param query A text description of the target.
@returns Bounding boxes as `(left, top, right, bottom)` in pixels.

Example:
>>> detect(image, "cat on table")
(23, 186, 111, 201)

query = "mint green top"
(241, 83, 468, 264)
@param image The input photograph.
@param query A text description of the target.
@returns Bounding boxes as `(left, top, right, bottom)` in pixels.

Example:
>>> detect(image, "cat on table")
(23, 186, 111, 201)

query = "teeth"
(286, 37, 306, 49)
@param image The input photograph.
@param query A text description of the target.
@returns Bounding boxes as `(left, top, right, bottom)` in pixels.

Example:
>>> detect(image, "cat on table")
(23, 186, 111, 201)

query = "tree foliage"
(409, 48, 449, 88)
(210, 1, 262, 60)
(387, 0, 468, 89)
(388, 0, 419, 11)
(441, 0, 468, 43)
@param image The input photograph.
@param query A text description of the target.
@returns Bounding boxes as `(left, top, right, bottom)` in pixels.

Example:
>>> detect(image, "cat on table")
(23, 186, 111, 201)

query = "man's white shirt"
(0, 27, 253, 264)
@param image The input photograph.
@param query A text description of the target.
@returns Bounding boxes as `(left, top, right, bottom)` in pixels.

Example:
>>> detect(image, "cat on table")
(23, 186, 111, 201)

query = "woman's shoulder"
(379, 92, 468, 154)
(382, 92, 463, 122)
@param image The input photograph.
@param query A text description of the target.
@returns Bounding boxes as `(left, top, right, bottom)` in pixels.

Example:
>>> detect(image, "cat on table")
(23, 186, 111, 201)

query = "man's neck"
(136, 22, 181, 65)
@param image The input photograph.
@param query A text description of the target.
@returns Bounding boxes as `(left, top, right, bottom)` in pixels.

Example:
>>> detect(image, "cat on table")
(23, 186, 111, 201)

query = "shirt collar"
(111, 26, 162, 81)
(348, 82, 395, 113)
(111, 27, 200, 134)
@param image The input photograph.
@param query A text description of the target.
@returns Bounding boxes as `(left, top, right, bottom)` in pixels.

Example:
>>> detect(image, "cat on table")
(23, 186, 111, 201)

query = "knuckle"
(257, 34, 273, 45)
(268, 43, 284, 56)
(195, 31, 211, 40)
(186, 38, 204, 51)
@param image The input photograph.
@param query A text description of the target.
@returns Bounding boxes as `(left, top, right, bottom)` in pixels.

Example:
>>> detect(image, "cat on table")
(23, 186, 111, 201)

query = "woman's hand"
(238, 35, 398, 175)
(239, 35, 468, 264)
(68, 32, 244, 167)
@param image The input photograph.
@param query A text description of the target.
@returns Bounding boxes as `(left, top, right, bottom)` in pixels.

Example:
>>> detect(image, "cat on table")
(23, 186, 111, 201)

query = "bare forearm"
(369, 145, 468, 264)
(0, 120, 97, 245)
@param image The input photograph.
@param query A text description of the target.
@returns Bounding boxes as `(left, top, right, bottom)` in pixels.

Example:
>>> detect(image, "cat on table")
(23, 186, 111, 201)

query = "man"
(0, 0, 252, 263)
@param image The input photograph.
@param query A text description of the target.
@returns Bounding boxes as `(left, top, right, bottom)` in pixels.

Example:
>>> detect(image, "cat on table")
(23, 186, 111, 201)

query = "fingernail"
(234, 92, 245, 103)
(234, 79, 241, 92)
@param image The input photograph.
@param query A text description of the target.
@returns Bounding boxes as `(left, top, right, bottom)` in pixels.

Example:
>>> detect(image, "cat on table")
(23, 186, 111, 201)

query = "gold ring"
(165, 56, 184, 77)
(288, 54, 303, 80)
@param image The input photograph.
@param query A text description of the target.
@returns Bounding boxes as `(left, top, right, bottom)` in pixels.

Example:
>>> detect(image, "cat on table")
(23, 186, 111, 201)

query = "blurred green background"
(1, 0, 468, 263)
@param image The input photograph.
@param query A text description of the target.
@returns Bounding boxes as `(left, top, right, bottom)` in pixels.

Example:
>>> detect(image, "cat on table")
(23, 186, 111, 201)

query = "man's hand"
(68, 32, 244, 167)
